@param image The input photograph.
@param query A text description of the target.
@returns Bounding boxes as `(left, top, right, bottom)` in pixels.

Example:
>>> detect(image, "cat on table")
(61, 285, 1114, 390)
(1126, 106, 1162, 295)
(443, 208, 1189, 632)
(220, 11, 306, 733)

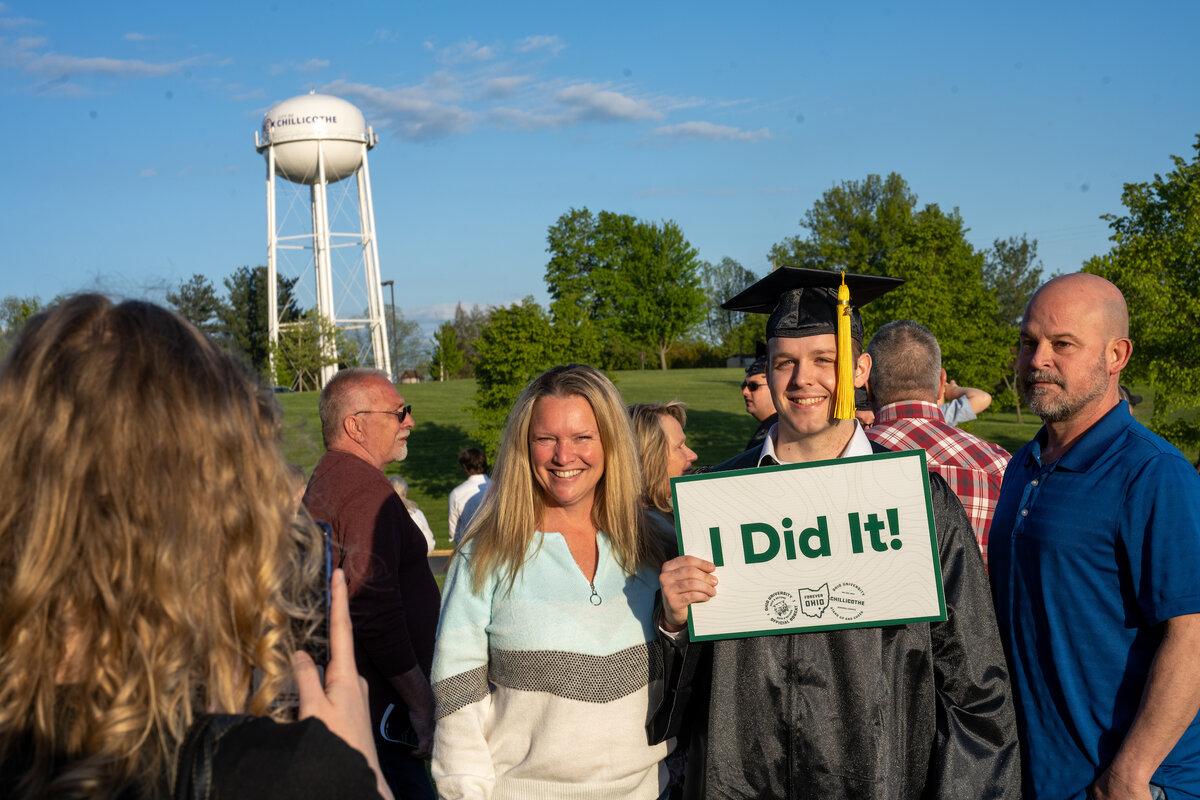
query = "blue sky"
(2, 0, 1198, 332)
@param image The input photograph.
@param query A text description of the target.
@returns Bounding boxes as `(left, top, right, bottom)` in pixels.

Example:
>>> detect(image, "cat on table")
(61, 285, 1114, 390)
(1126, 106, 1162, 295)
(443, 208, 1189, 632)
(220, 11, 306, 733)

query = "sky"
(2, 0, 1198, 334)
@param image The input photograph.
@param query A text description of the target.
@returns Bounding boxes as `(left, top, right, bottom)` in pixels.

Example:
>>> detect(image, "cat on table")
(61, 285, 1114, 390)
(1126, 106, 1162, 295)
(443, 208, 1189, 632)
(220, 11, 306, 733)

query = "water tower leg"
(358, 148, 391, 380)
(266, 146, 280, 387)
(313, 141, 338, 388)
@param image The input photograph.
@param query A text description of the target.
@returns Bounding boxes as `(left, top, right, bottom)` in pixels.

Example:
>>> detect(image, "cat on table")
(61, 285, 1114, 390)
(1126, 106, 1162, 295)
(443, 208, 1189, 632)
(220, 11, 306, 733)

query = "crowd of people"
(0, 267, 1197, 800)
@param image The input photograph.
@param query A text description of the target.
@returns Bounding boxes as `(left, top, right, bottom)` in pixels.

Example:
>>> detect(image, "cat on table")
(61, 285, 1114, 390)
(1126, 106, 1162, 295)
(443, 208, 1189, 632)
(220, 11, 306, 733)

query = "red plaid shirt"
(866, 400, 1011, 566)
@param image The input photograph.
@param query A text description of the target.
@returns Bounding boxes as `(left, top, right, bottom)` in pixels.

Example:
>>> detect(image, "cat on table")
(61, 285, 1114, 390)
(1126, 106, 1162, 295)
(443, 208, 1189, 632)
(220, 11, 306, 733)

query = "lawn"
(279, 369, 1173, 552)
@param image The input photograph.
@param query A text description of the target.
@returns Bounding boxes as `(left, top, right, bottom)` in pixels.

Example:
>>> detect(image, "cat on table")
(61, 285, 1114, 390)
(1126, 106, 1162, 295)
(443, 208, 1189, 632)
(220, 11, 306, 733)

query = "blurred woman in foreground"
(431, 365, 671, 799)
(628, 402, 698, 553)
(0, 295, 389, 799)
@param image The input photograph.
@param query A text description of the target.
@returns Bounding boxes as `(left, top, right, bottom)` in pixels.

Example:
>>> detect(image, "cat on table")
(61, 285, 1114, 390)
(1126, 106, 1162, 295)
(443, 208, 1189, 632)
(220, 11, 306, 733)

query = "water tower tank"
(260, 94, 368, 184)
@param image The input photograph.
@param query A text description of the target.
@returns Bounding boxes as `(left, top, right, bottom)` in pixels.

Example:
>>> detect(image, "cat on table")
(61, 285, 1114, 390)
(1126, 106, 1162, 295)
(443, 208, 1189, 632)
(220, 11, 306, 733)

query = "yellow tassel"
(833, 271, 855, 420)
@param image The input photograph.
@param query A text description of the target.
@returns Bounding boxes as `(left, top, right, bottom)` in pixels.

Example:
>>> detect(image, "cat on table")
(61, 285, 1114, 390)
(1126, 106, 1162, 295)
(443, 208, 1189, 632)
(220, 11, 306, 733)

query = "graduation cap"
(723, 267, 903, 420)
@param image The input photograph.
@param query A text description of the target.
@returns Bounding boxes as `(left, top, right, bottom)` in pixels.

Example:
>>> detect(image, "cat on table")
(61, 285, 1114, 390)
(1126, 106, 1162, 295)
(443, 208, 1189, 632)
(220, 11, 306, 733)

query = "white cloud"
(555, 82, 662, 122)
(369, 28, 400, 44)
(123, 32, 155, 42)
(436, 38, 496, 65)
(138, 167, 157, 178)
(653, 120, 771, 142)
(269, 57, 329, 75)
(324, 78, 475, 140)
(0, 13, 35, 29)
(481, 74, 530, 98)
(515, 34, 564, 55)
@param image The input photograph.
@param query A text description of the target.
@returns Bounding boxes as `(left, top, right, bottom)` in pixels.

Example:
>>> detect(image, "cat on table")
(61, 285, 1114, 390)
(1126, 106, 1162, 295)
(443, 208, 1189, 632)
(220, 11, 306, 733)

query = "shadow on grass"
(686, 408, 759, 469)
(392, 421, 484, 500)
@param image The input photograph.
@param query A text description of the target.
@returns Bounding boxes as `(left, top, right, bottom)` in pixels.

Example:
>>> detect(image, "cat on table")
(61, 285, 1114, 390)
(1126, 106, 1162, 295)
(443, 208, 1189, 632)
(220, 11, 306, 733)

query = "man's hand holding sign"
(662, 450, 944, 640)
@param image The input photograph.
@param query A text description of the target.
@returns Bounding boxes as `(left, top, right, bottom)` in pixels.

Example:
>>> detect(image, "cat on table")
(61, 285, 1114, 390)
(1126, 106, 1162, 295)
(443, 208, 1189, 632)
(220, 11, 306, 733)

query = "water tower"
(254, 92, 390, 388)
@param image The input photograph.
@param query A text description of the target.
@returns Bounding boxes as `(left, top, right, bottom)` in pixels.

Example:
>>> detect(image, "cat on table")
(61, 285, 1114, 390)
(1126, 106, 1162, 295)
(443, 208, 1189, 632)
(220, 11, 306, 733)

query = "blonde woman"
(432, 365, 671, 799)
(0, 296, 390, 799)
(628, 402, 698, 554)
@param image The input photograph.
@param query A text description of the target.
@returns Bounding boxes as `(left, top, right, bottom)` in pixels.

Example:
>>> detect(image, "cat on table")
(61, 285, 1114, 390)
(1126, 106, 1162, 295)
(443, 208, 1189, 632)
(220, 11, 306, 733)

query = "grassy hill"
(279, 369, 1171, 551)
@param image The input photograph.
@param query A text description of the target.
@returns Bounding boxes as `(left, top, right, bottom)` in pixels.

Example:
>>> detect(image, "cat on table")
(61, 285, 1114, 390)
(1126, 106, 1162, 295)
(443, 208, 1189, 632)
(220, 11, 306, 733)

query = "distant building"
(399, 369, 422, 384)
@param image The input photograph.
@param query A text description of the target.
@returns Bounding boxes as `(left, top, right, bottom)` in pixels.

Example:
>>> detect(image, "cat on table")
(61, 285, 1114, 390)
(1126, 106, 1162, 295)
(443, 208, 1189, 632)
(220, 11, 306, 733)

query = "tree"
(1085, 134, 1200, 452)
(166, 274, 226, 337)
(272, 312, 350, 392)
(384, 304, 427, 375)
(449, 303, 491, 377)
(699, 257, 758, 349)
(609, 219, 708, 369)
(984, 236, 1043, 328)
(0, 295, 42, 360)
(543, 209, 707, 369)
(429, 322, 465, 382)
(471, 298, 556, 454)
(769, 174, 1011, 392)
(218, 266, 299, 375)
(769, 172, 916, 273)
(983, 235, 1043, 419)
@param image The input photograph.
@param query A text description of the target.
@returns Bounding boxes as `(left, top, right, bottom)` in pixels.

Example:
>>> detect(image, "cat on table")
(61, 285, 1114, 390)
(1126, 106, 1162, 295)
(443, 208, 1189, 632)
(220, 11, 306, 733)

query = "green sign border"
(669, 448, 945, 642)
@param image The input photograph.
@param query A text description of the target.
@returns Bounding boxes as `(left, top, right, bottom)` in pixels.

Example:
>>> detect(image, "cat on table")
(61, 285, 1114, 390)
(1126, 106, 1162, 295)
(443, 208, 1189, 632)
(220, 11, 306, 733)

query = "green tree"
(429, 321, 466, 382)
(699, 257, 758, 348)
(548, 295, 603, 366)
(449, 303, 491, 377)
(272, 312, 350, 392)
(218, 266, 300, 375)
(984, 235, 1043, 328)
(609, 219, 707, 369)
(0, 295, 42, 360)
(1085, 135, 1200, 451)
(166, 274, 226, 337)
(384, 304, 427, 375)
(471, 298, 556, 454)
(769, 172, 916, 272)
(770, 174, 1011, 391)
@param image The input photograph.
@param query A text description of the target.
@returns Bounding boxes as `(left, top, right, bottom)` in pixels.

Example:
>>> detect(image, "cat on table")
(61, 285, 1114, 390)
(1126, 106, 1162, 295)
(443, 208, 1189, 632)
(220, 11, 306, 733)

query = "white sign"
(670, 449, 945, 641)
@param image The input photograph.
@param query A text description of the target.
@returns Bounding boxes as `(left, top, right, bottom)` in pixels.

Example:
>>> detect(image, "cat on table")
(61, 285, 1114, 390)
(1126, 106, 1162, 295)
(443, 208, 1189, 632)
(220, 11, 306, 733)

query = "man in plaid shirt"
(865, 321, 1010, 565)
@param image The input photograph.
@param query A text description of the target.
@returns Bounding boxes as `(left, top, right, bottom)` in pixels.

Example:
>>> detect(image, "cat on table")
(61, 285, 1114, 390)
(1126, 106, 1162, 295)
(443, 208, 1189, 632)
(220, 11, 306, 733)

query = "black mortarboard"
(722, 267, 903, 342)
(723, 268, 903, 419)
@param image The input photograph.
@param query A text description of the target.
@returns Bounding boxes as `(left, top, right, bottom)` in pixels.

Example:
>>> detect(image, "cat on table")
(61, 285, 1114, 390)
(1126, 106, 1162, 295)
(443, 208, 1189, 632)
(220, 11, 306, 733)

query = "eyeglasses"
(741, 380, 766, 392)
(354, 404, 412, 424)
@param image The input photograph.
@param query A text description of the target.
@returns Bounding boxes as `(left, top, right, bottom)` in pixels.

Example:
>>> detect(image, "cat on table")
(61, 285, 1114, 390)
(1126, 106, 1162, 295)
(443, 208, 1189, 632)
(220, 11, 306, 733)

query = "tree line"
(2, 136, 1196, 453)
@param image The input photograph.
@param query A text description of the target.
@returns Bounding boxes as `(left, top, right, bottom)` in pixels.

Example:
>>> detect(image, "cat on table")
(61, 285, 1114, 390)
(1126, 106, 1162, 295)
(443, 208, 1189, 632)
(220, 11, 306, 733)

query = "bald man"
(989, 274, 1200, 800)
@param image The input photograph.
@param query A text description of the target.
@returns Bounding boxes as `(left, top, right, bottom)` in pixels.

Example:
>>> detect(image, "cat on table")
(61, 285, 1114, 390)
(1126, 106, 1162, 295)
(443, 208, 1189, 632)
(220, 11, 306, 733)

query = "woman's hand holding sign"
(659, 556, 718, 633)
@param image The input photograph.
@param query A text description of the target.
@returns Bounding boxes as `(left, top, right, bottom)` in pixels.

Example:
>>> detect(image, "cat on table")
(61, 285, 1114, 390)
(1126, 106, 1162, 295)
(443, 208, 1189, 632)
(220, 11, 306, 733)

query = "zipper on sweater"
(588, 580, 602, 605)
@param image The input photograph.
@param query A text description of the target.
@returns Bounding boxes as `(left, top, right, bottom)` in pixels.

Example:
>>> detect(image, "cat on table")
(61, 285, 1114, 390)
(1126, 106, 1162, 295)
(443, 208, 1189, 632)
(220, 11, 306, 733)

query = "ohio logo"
(763, 591, 798, 625)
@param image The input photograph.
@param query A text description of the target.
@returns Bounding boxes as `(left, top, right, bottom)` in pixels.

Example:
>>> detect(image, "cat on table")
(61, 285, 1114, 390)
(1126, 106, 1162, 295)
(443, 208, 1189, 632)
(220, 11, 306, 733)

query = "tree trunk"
(659, 345, 669, 370)
(1003, 373, 1023, 424)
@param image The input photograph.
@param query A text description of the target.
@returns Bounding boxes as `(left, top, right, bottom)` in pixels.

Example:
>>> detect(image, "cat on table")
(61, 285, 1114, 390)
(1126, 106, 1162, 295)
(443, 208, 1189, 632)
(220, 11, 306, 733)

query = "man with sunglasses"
(304, 368, 440, 800)
(740, 354, 778, 451)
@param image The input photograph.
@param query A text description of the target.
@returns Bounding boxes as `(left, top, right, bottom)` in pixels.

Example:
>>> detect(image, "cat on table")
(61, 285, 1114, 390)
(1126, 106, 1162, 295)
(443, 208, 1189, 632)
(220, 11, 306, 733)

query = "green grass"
(278, 371, 1178, 551)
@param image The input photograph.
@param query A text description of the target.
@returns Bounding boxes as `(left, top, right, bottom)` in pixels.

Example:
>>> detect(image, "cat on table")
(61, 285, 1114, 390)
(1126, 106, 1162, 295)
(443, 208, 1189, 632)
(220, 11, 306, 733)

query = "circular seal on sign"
(830, 582, 867, 620)
(764, 591, 799, 625)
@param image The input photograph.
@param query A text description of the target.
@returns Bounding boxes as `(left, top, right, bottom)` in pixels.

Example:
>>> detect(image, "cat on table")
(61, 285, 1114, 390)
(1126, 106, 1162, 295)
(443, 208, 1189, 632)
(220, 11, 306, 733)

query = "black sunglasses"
(741, 380, 766, 392)
(354, 404, 412, 424)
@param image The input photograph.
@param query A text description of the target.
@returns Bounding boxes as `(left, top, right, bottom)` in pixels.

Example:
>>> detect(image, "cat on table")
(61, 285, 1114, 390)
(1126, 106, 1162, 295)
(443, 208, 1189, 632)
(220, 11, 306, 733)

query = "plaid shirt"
(866, 400, 1011, 566)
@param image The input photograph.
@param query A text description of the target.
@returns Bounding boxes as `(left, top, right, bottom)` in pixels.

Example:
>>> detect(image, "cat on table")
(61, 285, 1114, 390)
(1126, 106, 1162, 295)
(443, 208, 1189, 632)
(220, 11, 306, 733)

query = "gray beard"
(1018, 363, 1108, 423)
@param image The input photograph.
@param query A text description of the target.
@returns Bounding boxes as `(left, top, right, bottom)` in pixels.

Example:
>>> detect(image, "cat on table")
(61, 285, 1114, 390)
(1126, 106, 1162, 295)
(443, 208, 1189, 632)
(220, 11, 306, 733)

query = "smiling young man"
(303, 368, 440, 800)
(651, 268, 1021, 799)
(990, 273, 1200, 800)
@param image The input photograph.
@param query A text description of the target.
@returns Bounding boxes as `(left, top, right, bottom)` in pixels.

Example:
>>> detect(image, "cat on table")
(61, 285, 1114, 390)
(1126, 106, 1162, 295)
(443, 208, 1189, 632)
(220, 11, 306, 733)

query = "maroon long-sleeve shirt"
(303, 450, 440, 738)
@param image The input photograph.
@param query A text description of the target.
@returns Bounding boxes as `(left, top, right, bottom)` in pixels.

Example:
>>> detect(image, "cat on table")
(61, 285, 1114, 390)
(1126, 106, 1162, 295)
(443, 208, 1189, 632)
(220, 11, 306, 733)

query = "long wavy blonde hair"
(628, 401, 688, 513)
(0, 295, 322, 799)
(460, 365, 660, 592)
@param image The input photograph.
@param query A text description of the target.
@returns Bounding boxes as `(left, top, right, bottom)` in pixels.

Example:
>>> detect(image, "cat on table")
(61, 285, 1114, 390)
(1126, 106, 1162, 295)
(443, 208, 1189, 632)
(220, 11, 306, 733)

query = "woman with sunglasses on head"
(431, 365, 673, 799)
(0, 295, 391, 800)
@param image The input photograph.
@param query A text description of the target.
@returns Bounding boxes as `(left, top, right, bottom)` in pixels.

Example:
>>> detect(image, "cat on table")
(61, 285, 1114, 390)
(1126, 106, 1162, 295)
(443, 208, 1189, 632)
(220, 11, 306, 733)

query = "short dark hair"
(458, 447, 488, 474)
(866, 320, 941, 407)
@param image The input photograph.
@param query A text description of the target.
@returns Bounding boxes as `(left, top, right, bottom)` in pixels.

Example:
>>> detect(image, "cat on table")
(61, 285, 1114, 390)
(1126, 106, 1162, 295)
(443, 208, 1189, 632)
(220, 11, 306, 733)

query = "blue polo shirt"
(989, 401, 1200, 799)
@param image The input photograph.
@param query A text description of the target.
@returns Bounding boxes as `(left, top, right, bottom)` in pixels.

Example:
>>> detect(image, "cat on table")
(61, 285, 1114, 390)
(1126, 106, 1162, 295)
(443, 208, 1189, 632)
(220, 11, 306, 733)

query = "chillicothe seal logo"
(830, 582, 866, 620)
(764, 590, 798, 625)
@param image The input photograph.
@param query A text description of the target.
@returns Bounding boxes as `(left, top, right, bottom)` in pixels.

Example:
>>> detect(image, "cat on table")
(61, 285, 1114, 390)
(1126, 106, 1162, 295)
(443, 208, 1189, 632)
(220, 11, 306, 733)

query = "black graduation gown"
(649, 444, 1022, 800)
